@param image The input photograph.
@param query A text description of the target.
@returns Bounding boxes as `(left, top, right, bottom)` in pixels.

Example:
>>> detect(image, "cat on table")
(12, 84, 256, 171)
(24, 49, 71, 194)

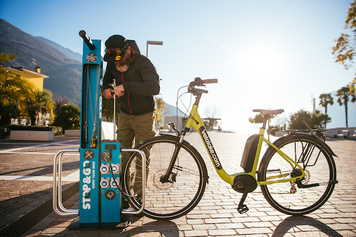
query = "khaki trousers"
(118, 111, 156, 174)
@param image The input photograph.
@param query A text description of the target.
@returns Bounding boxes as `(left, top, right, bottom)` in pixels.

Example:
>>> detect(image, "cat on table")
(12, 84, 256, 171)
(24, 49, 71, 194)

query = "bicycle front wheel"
(258, 134, 337, 215)
(123, 135, 208, 220)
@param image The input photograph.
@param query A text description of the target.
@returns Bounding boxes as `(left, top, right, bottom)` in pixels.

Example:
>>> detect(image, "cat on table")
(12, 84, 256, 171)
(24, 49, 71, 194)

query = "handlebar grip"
(201, 79, 218, 84)
(79, 30, 95, 50)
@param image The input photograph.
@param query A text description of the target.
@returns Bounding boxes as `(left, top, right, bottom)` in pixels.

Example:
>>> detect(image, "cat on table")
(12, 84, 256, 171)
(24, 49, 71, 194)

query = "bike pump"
(53, 31, 145, 229)
(113, 79, 116, 140)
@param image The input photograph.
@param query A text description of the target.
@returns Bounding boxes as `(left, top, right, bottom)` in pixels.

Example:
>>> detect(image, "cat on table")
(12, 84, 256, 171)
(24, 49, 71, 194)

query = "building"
(2, 66, 49, 91)
(1, 66, 50, 125)
(162, 103, 186, 131)
(162, 103, 222, 132)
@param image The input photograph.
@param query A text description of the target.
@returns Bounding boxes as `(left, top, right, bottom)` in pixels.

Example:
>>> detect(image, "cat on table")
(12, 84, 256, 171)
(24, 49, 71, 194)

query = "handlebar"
(188, 77, 218, 95)
(201, 79, 218, 84)
(189, 77, 218, 86)
(79, 30, 95, 50)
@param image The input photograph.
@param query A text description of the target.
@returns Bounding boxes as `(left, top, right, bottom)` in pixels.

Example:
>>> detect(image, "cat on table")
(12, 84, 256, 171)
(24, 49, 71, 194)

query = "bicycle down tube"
(185, 104, 235, 185)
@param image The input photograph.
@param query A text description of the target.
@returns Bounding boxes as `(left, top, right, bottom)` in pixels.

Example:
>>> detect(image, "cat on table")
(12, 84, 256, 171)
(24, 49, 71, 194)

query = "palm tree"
(0, 53, 35, 125)
(336, 87, 356, 127)
(0, 53, 16, 64)
(319, 93, 334, 128)
(26, 89, 54, 125)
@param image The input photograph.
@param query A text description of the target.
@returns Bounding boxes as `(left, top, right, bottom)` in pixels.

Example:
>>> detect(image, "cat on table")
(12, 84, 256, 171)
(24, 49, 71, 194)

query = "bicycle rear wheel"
(123, 135, 208, 220)
(258, 134, 337, 215)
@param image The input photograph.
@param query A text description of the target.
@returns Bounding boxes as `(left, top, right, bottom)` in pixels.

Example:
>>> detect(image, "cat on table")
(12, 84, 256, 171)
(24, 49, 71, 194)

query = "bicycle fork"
(160, 124, 185, 183)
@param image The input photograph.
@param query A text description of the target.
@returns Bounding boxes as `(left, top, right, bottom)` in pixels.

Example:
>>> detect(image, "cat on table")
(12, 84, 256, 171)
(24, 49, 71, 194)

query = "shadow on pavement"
(61, 216, 180, 237)
(272, 215, 343, 237)
(0, 161, 79, 177)
(0, 182, 78, 236)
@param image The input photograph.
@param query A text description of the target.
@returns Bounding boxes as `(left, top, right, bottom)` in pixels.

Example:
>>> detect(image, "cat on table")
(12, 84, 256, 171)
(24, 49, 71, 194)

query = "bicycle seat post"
(262, 114, 270, 130)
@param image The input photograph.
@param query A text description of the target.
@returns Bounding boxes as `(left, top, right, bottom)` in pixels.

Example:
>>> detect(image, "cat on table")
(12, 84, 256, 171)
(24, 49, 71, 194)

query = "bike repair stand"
(53, 31, 146, 229)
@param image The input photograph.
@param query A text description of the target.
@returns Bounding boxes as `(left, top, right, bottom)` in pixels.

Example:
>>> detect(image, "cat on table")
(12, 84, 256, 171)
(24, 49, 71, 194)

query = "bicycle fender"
(274, 133, 337, 157)
(155, 133, 194, 145)
(258, 133, 337, 180)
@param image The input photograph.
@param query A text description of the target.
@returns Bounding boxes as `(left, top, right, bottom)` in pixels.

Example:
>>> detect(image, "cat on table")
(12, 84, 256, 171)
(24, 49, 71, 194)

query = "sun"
(240, 43, 284, 84)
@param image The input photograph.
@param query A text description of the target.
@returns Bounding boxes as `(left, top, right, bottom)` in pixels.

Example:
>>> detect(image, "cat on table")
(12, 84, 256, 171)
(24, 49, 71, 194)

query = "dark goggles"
(105, 43, 129, 60)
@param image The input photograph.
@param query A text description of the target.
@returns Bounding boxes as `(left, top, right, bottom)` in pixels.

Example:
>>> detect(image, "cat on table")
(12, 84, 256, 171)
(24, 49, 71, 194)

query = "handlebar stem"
(187, 77, 218, 105)
(194, 92, 203, 106)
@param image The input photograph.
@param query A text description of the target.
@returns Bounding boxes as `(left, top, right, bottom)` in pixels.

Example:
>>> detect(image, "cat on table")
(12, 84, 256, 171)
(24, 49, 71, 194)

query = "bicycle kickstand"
(237, 184, 249, 214)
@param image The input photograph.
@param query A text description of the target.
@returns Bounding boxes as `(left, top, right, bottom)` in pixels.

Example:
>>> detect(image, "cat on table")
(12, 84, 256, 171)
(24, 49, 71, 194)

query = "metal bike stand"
(53, 148, 80, 216)
(121, 148, 146, 215)
(53, 148, 146, 216)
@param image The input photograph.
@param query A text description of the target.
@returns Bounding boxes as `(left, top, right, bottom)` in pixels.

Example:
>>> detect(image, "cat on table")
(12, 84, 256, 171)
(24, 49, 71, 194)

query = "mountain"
(37, 36, 82, 62)
(0, 18, 82, 106)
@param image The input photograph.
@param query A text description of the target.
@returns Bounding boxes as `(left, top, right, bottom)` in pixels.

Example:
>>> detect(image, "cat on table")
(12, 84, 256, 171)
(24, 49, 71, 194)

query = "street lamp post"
(146, 40, 163, 131)
(146, 40, 163, 58)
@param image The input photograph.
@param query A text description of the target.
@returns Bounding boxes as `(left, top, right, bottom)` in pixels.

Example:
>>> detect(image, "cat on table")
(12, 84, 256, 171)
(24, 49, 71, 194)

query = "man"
(102, 35, 160, 168)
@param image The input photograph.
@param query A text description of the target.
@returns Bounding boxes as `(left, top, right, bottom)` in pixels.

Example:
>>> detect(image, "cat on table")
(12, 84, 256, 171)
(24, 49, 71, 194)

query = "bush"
(289, 110, 329, 130)
(268, 126, 280, 136)
(52, 104, 80, 132)
(49, 126, 63, 135)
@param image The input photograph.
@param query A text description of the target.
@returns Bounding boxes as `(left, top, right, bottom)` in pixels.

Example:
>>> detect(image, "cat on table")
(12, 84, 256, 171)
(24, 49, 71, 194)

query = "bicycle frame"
(126, 78, 336, 219)
(184, 104, 306, 187)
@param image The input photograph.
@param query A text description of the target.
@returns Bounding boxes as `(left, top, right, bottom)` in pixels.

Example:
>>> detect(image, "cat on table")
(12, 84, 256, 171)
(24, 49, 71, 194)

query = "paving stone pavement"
(0, 132, 355, 236)
(0, 138, 79, 236)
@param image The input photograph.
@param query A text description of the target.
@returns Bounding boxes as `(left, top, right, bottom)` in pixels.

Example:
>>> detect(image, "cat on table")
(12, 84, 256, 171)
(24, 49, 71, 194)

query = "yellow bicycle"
(122, 78, 338, 220)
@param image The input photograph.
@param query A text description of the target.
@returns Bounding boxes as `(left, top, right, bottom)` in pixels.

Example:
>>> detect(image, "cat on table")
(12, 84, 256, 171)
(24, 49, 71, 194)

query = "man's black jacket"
(102, 40, 160, 115)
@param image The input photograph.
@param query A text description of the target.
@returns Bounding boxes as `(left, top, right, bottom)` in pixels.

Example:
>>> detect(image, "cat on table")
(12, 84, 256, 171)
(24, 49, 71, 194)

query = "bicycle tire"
(123, 135, 208, 220)
(258, 134, 337, 215)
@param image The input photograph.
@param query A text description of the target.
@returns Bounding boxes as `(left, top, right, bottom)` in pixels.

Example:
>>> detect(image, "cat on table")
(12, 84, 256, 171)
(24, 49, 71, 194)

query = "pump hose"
(108, 159, 133, 198)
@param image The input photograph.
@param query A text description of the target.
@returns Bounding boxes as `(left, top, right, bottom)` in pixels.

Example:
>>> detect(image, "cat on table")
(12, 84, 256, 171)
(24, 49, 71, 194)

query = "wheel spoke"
(259, 135, 336, 215)
(173, 165, 201, 176)
(123, 135, 207, 220)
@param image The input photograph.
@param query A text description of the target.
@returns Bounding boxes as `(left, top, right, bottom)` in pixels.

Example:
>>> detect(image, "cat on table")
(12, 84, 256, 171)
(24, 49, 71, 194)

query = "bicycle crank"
(232, 175, 257, 214)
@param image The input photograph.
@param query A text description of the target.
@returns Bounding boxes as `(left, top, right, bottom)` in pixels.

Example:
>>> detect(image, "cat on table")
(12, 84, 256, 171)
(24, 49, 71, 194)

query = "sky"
(1, 0, 355, 133)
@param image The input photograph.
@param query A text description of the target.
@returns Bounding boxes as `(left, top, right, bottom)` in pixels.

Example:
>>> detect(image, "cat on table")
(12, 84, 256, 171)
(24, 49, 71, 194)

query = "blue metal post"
(78, 34, 122, 226)
(54, 31, 145, 229)
(79, 37, 102, 226)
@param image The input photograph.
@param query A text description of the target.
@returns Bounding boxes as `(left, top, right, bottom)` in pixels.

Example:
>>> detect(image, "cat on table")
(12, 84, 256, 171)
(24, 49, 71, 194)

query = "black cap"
(103, 35, 129, 62)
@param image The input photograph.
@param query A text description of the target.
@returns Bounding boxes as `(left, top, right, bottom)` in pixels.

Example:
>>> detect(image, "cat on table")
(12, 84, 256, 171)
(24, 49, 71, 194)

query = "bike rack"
(121, 148, 146, 215)
(53, 148, 146, 216)
(53, 148, 80, 216)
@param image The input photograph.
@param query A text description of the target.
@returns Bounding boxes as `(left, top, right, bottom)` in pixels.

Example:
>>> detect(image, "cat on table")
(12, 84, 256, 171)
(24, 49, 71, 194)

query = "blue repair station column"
(78, 31, 122, 227)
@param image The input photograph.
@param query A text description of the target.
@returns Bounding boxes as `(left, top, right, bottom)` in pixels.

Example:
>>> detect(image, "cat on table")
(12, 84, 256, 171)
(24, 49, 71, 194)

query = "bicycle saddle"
(252, 109, 284, 115)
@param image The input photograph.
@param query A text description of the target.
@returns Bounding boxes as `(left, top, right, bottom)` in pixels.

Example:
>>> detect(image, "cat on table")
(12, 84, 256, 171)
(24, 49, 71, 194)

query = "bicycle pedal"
(237, 204, 249, 214)
(171, 173, 177, 182)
